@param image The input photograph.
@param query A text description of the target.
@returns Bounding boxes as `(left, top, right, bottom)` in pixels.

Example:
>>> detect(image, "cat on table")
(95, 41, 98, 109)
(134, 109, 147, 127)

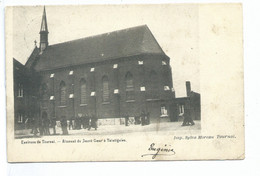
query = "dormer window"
(138, 61, 144, 65)
(162, 61, 167, 65)
(140, 86, 146, 91)
(90, 92, 96, 96)
(164, 86, 170, 91)
(113, 64, 118, 69)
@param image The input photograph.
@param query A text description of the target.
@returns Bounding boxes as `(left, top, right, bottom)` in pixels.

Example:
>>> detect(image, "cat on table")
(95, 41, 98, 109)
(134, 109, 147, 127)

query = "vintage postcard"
(5, 4, 244, 162)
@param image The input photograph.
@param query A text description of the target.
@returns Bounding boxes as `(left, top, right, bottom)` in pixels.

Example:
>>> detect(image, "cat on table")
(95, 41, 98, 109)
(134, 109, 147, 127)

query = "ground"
(15, 121, 201, 139)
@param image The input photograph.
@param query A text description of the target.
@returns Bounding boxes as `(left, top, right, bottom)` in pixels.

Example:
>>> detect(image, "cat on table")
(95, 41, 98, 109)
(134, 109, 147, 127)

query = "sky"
(11, 5, 200, 97)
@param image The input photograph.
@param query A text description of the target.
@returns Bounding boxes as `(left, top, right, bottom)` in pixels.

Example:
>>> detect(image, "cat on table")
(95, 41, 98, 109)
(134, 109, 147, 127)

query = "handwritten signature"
(141, 143, 176, 159)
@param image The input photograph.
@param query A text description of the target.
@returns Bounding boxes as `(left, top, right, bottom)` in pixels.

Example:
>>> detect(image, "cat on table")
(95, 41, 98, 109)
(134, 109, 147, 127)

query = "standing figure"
(51, 118, 57, 135)
(31, 118, 39, 136)
(124, 113, 129, 126)
(61, 117, 69, 135)
(141, 110, 146, 126)
(39, 118, 44, 136)
(88, 114, 98, 130)
(146, 112, 150, 125)
(182, 112, 195, 126)
(85, 114, 90, 129)
(43, 117, 50, 135)
(69, 118, 73, 130)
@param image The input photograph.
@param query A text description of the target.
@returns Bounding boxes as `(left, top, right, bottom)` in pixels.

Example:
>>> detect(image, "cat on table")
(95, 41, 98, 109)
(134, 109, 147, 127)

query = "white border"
(1, 0, 260, 176)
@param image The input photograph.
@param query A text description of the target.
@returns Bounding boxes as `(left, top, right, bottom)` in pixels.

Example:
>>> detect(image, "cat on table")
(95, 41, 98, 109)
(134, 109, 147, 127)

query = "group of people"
(69, 114, 98, 131)
(124, 111, 150, 126)
(30, 117, 57, 136)
(29, 114, 99, 136)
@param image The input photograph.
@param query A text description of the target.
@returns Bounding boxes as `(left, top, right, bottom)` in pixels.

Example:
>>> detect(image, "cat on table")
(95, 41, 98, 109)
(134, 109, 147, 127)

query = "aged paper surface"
(6, 4, 244, 162)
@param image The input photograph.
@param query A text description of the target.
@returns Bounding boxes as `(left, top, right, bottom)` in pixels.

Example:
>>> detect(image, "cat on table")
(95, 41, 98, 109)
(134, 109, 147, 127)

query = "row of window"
(46, 84, 172, 106)
(48, 61, 167, 78)
(40, 71, 172, 106)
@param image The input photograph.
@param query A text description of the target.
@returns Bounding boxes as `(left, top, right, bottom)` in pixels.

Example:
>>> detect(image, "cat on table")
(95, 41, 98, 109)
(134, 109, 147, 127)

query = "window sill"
(17, 96, 23, 98)
(59, 106, 67, 108)
(126, 100, 135, 103)
(80, 104, 87, 106)
(146, 98, 160, 101)
(102, 102, 110, 105)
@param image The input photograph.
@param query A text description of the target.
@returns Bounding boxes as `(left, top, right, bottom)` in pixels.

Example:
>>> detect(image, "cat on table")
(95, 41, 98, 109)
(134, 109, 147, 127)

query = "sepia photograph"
(5, 4, 243, 162)
(12, 6, 201, 139)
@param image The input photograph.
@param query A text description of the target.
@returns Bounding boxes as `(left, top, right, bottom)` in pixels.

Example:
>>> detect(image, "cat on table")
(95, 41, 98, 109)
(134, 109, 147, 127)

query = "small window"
(18, 83, 23, 97)
(69, 94, 74, 98)
(164, 86, 170, 90)
(18, 113, 23, 123)
(113, 64, 118, 69)
(162, 61, 167, 65)
(50, 96, 55, 100)
(140, 86, 146, 91)
(179, 105, 185, 114)
(90, 68, 95, 72)
(90, 91, 96, 96)
(161, 105, 168, 117)
(114, 89, 119, 94)
(50, 73, 55, 78)
(69, 70, 74, 75)
(138, 61, 143, 65)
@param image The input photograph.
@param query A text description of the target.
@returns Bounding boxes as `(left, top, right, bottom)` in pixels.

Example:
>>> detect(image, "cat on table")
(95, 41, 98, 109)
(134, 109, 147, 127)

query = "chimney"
(186, 81, 191, 97)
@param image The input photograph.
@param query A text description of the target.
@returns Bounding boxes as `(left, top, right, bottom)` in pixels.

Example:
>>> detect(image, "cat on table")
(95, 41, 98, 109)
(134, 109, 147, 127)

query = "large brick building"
(13, 7, 183, 130)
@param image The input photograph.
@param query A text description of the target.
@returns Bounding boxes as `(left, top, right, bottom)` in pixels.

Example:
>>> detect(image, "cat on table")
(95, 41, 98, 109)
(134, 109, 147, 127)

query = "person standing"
(124, 113, 129, 126)
(69, 118, 73, 130)
(61, 117, 68, 135)
(141, 110, 145, 126)
(88, 114, 98, 130)
(146, 112, 150, 125)
(51, 118, 57, 135)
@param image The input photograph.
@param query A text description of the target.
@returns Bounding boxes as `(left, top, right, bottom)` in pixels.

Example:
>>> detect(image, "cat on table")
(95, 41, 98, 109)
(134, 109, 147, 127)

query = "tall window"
(125, 72, 134, 101)
(18, 83, 23, 97)
(149, 70, 158, 99)
(102, 76, 109, 102)
(41, 83, 48, 99)
(60, 81, 66, 106)
(80, 79, 87, 104)
(17, 113, 23, 123)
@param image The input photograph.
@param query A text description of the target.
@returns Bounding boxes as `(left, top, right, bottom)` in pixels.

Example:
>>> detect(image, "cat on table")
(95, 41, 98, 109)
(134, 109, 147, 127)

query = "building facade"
(13, 7, 200, 130)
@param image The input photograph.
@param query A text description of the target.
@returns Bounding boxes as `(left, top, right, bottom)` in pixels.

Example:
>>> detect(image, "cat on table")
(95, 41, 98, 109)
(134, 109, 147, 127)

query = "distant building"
(13, 7, 200, 130)
(175, 81, 201, 121)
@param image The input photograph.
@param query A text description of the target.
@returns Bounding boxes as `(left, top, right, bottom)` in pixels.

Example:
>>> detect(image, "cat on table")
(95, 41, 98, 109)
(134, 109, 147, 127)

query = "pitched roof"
(33, 25, 165, 71)
(25, 47, 40, 69)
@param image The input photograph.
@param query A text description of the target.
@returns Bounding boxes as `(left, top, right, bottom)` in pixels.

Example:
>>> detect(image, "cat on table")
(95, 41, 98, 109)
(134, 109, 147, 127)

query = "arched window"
(80, 79, 87, 104)
(149, 70, 159, 99)
(41, 83, 48, 99)
(125, 72, 134, 101)
(60, 81, 66, 106)
(102, 76, 109, 102)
